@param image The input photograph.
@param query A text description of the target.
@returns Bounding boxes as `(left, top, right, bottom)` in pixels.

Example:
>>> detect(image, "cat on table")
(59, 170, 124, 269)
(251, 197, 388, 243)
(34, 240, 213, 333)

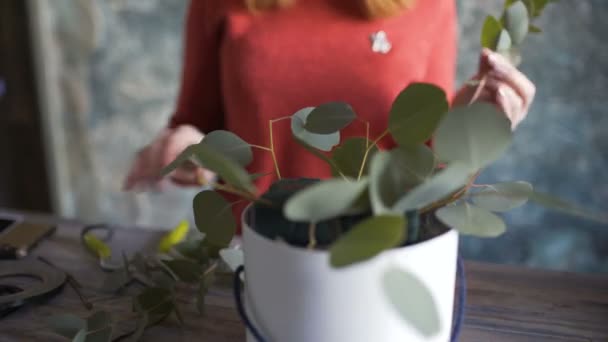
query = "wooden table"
(1, 209, 607, 341)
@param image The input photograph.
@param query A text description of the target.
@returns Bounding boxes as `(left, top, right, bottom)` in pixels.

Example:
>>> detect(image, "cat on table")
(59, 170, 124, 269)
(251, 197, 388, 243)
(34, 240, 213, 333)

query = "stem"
(268, 120, 282, 179)
(249, 144, 272, 152)
(307, 222, 317, 250)
(357, 130, 389, 181)
(420, 171, 480, 214)
(213, 183, 258, 202)
(468, 74, 488, 106)
(203, 261, 218, 278)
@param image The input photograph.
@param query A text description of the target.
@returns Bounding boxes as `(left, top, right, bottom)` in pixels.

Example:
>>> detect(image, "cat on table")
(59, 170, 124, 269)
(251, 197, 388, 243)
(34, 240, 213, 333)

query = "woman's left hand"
(453, 48, 536, 130)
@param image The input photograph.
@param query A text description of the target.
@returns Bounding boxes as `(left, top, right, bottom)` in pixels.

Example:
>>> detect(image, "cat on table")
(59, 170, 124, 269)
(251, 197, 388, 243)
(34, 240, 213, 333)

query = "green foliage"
(284, 178, 369, 222)
(193, 191, 236, 247)
(48, 311, 113, 342)
(434, 103, 512, 170)
(382, 268, 441, 337)
(388, 83, 449, 147)
(303, 102, 357, 134)
(332, 138, 377, 178)
(329, 215, 406, 268)
(436, 202, 506, 237)
(481, 16, 503, 49)
(471, 181, 533, 212)
(202, 130, 253, 167)
(291, 107, 340, 151)
(504, 1, 530, 45)
(162, 259, 202, 283)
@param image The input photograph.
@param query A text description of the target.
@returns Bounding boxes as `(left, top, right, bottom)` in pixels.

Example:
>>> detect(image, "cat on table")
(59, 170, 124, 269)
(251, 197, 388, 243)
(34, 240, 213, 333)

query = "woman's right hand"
(123, 124, 214, 191)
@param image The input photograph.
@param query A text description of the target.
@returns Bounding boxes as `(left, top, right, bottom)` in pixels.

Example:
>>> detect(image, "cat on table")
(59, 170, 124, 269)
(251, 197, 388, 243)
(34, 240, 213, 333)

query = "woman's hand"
(123, 124, 214, 191)
(453, 48, 536, 130)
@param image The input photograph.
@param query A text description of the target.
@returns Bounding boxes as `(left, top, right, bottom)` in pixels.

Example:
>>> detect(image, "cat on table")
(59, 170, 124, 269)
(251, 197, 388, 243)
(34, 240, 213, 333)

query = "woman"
(124, 0, 535, 197)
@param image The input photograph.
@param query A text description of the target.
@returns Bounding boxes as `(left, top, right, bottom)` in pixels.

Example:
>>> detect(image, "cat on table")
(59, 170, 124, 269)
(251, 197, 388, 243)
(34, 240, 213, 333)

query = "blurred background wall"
(10, 0, 608, 272)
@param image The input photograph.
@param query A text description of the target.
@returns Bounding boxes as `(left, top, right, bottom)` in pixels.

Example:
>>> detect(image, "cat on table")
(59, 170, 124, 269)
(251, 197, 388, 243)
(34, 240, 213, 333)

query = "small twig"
(37, 256, 94, 310)
(203, 261, 218, 279)
(468, 74, 488, 105)
(307, 222, 317, 250)
(357, 130, 389, 181)
(268, 120, 282, 179)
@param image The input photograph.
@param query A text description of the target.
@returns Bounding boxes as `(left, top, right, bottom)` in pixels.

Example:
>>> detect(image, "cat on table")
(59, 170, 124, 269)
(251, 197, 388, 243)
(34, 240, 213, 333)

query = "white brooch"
(369, 30, 392, 54)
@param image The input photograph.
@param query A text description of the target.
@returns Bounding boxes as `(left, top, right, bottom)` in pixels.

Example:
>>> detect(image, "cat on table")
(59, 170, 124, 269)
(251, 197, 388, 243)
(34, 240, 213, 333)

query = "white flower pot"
(241, 211, 460, 342)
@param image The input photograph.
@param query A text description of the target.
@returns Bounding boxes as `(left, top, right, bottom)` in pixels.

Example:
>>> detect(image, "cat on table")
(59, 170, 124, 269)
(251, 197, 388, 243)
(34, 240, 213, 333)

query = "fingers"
(123, 125, 206, 191)
(484, 50, 536, 111)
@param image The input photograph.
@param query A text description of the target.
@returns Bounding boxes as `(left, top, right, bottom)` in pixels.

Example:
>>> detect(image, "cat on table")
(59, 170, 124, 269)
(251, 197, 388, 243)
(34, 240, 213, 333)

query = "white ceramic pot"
(242, 211, 459, 342)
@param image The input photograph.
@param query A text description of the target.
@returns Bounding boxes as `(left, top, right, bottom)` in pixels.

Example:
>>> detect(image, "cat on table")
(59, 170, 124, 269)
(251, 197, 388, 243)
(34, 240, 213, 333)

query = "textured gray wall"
(38, 0, 607, 272)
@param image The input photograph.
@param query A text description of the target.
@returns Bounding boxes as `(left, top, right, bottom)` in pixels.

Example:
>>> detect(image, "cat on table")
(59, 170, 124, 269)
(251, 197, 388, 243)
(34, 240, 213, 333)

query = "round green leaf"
(191, 143, 255, 193)
(284, 178, 369, 222)
(495, 29, 513, 53)
(291, 107, 340, 152)
(161, 144, 196, 177)
(332, 137, 377, 178)
(382, 267, 441, 337)
(329, 215, 406, 268)
(471, 181, 532, 212)
(392, 162, 471, 212)
(303, 102, 357, 134)
(434, 103, 512, 170)
(162, 259, 202, 283)
(436, 202, 506, 237)
(193, 191, 236, 247)
(369, 147, 437, 214)
(388, 83, 449, 147)
(73, 329, 87, 342)
(504, 1, 530, 45)
(369, 152, 395, 214)
(201, 130, 253, 167)
(481, 16, 503, 49)
(86, 311, 111, 331)
(48, 314, 86, 339)
(391, 145, 436, 184)
(83, 327, 112, 342)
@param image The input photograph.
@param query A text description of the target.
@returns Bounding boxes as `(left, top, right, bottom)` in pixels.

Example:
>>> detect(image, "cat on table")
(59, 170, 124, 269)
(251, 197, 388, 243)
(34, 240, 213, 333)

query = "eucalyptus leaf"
(129, 312, 148, 342)
(219, 248, 244, 272)
(495, 29, 513, 52)
(86, 311, 111, 331)
(191, 143, 255, 193)
(201, 130, 253, 167)
(528, 24, 542, 33)
(388, 83, 449, 147)
(392, 162, 471, 213)
(48, 314, 86, 339)
(481, 16, 503, 49)
(504, 1, 530, 45)
(382, 267, 441, 337)
(369, 152, 398, 214)
(392, 145, 436, 183)
(284, 178, 369, 222)
(291, 108, 340, 152)
(529, 191, 608, 223)
(434, 103, 512, 170)
(160, 145, 196, 177)
(303, 102, 357, 134)
(100, 268, 131, 293)
(73, 329, 87, 342)
(134, 288, 174, 326)
(436, 202, 506, 237)
(293, 136, 336, 170)
(329, 215, 406, 268)
(163, 141, 255, 193)
(174, 238, 208, 263)
(471, 181, 532, 212)
(162, 259, 202, 283)
(83, 327, 112, 342)
(332, 137, 377, 178)
(193, 191, 236, 247)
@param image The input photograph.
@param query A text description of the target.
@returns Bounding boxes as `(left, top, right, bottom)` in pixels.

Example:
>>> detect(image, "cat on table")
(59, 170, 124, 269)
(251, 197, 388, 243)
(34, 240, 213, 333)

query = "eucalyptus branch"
(420, 171, 480, 214)
(268, 120, 283, 179)
(307, 222, 317, 250)
(357, 130, 389, 180)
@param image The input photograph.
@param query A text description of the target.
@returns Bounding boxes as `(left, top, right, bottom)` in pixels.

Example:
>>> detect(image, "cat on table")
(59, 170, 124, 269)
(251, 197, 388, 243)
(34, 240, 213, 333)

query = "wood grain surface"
(0, 210, 606, 341)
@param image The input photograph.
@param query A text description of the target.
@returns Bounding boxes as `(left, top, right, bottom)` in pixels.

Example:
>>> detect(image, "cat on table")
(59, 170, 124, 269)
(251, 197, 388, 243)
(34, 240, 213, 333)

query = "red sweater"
(170, 0, 457, 215)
